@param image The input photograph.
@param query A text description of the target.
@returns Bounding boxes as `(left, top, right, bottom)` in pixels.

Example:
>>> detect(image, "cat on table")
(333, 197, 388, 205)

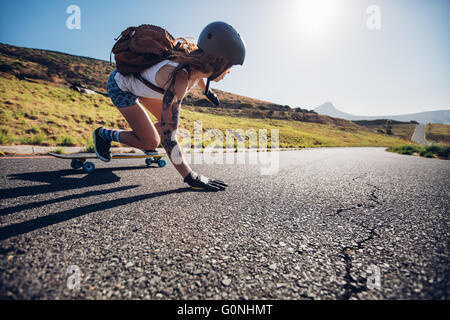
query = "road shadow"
(0, 166, 153, 200)
(0, 185, 140, 217)
(0, 187, 193, 241)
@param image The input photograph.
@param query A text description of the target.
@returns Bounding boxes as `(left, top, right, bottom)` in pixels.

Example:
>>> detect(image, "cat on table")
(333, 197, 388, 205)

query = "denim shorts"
(107, 70, 139, 108)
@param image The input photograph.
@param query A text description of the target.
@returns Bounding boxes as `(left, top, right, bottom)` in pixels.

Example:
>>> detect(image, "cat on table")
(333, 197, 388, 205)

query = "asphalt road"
(0, 148, 449, 300)
(411, 124, 431, 145)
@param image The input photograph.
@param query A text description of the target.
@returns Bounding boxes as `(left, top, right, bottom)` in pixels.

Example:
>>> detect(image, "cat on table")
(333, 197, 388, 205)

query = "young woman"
(95, 22, 246, 191)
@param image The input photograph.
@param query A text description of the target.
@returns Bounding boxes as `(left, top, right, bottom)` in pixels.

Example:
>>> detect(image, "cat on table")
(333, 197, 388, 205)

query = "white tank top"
(114, 60, 187, 99)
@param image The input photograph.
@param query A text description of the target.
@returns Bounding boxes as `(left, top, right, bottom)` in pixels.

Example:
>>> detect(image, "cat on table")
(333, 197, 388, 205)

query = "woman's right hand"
(184, 171, 228, 191)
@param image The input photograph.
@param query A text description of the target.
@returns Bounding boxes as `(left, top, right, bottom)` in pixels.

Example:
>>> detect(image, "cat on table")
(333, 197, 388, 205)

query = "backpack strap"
(133, 72, 166, 95)
(133, 64, 191, 96)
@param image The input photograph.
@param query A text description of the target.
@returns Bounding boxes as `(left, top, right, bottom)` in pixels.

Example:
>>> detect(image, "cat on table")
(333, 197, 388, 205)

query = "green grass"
(387, 144, 449, 159)
(60, 136, 76, 146)
(421, 144, 450, 158)
(83, 137, 95, 152)
(0, 76, 123, 147)
(387, 144, 424, 155)
(180, 107, 408, 148)
(0, 76, 410, 149)
(0, 131, 9, 144)
(52, 147, 65, 154)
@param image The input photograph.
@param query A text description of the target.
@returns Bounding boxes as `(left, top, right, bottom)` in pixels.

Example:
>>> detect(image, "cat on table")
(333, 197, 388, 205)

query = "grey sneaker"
(93, 127, 111, 162)
(143, 149, 159, 156)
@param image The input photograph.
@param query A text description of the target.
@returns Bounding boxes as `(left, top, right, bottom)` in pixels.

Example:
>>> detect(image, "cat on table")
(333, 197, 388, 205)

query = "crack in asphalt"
(334, 178, 385, 300)
(341, 227, 378, 300)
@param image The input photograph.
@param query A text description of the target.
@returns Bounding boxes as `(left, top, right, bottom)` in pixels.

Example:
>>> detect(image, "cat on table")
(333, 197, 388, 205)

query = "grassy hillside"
(0, 76, 409, 148)
(0, 42, 315, 113)
(352, 120, 417, 141)
(0, 42, 416, 149)
(0, 42, 396, 128)
(0, 77, 123, 147)
(0, 42, 113, 92)
(426, 123, 450, 146)
(181, 106, 408, 148)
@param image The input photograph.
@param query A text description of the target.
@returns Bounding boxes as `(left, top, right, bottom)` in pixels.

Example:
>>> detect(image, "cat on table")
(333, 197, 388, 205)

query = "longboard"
(49, 152, 167, 173)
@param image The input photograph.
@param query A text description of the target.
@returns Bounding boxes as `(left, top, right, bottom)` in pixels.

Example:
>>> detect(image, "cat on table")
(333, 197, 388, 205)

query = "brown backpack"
(110, 24, 177, 76)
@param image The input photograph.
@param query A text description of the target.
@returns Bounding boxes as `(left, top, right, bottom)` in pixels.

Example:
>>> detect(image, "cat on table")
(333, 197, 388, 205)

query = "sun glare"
(296, 0, 336, 37)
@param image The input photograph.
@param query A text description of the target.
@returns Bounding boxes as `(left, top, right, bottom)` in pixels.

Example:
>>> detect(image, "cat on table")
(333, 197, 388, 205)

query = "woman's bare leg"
(138, 97, 163, 137)
(117, 101, 161, 150)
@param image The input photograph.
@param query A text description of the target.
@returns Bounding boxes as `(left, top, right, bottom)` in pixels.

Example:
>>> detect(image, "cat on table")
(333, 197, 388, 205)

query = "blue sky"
(0, 0, 449, 115)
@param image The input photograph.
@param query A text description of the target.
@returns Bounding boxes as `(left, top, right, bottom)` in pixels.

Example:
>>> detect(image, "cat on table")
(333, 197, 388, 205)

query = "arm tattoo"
(161, 88, 181, 158)
(162, 90, 175, 110)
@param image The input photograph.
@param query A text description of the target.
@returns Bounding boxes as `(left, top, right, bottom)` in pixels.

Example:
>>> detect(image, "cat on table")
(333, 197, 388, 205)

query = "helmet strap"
(205, 71, 220, 95)
(204, 78, 211, 95)
(204, 63, 232, 94)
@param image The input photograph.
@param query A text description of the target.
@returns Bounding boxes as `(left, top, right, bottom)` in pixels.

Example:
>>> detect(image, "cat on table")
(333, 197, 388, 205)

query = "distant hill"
(315, 102, 450, 124)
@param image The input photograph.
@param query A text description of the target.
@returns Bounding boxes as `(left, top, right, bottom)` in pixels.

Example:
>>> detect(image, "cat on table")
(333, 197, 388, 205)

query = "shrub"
(390, 144, 449, 159)
(415, 144, 449, 158)
(425, 144, 443, 154)
(437, 147, 450, 158)
(425, 144, 450, 158)
(83, 138, 94, 153)
(52, 148, 65, 154)
(240, 102, 253, 109)
(21, 137, 31, 144)
(61, 136, 76, 146)
(31, 134, 45, 145)
(0, 64, 13, 72)
(387, 145, 423, 155)
(0, 132, 9, 144)
(31, 125, 41, 134)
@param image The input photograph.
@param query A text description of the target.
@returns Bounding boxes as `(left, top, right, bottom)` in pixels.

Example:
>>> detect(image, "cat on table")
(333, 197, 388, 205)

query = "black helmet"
(198, 21, 246, 94)
(198, 21, 246, 67)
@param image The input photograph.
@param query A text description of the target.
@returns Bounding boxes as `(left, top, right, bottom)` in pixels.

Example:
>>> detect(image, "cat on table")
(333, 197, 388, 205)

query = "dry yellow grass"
(426, 123, 450, 146)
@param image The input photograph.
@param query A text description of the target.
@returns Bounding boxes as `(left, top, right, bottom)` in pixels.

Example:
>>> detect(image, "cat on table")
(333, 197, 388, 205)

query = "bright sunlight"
(296, 0, 336, 38)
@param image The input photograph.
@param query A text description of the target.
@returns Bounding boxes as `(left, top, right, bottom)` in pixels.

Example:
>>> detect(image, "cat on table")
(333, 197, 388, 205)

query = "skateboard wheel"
(145, 158, 153, 166)
(158, 159, 166, 167)
(83, 161, 95, 173)
(71, 159, 83, 170)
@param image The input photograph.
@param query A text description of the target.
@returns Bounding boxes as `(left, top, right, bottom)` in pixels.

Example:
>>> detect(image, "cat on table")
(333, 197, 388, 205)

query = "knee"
(141, 136, 160, 150)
